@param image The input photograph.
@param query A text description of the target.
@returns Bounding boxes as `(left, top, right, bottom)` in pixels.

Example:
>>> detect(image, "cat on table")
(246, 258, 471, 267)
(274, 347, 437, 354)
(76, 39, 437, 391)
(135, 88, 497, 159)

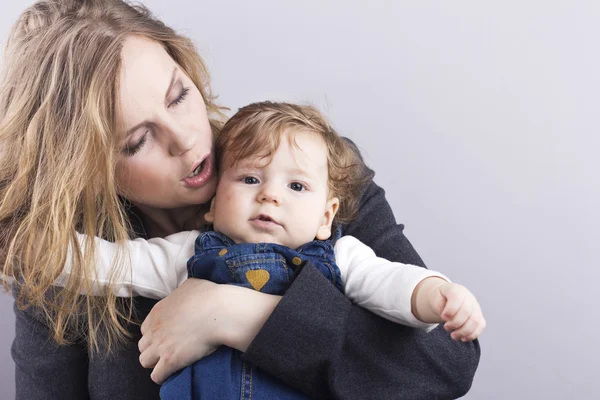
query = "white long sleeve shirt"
(60, 232, 448, 330)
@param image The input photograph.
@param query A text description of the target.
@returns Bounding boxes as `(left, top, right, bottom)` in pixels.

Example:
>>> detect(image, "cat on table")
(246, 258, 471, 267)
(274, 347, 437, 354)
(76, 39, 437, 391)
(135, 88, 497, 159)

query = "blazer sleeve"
(242, 179, 481, 399)
(12, 298, 90, 400)
(12, 288, 162, 400)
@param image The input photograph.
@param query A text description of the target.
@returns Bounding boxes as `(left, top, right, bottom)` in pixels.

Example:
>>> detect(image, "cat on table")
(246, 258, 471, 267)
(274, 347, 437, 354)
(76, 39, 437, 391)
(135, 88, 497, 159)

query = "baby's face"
(205, 129, 339, 249)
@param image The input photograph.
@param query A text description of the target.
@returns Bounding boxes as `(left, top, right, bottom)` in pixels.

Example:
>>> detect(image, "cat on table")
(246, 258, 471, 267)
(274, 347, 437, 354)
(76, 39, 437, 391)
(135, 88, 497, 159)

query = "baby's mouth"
(251, 214, 282, 227)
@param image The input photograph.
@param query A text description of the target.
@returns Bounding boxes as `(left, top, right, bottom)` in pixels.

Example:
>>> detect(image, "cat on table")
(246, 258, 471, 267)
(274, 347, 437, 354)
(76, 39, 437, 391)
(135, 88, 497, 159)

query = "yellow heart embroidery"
(245, 270, 270, 291)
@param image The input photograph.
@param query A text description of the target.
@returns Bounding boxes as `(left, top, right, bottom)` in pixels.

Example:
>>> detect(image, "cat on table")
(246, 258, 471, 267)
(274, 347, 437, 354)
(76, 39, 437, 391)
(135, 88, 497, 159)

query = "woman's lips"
(182, 155, 213, 188)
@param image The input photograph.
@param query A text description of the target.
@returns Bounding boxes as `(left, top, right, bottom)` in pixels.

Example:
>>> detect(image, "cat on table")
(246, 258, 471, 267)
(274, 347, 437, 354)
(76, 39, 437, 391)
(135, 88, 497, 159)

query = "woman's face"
(115, 36, 217, 209)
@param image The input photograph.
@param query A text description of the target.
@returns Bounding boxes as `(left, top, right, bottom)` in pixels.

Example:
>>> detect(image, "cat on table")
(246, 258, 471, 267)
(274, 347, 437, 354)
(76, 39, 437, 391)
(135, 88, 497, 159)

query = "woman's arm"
(12, 285, 163, 399)
(241, 180, 481, 399)
(139, 180, 480, 398)
(12, 299, 89, 400)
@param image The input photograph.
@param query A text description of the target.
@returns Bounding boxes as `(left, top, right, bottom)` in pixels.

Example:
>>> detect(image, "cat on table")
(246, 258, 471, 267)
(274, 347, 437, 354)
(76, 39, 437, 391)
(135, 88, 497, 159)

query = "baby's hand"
(431, 282, 486, 342)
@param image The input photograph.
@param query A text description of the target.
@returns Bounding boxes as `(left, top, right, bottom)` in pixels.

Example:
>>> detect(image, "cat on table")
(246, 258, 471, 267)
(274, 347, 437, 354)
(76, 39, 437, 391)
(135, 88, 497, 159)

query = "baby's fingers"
(439, 284, 467, 321)
(462, 316, 487, 342)
(443, 299, 474, 332)
(450, 311, 486, 342)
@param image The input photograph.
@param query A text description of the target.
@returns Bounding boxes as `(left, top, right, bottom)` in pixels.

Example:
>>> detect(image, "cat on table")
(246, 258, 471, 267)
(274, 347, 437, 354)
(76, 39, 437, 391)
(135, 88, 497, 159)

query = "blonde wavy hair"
(0, 0, 225, 352)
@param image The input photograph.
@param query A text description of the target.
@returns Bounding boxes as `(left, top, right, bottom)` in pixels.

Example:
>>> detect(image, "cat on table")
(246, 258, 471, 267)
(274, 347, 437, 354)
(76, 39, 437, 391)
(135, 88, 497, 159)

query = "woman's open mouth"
(182, 155, 213, 188)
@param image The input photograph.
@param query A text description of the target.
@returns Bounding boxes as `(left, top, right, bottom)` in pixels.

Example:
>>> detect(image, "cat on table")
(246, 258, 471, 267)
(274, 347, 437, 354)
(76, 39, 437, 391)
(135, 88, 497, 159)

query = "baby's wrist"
(412, 277, 447, 323)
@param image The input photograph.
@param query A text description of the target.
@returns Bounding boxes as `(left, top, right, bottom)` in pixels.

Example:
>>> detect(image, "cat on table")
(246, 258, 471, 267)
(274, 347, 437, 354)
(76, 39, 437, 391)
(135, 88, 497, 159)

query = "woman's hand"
(138, 278, 281, 384)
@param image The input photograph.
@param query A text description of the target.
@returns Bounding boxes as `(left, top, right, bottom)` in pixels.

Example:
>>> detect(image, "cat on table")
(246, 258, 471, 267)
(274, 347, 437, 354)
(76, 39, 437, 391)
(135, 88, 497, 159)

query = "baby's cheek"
(215, 190, 233, 203)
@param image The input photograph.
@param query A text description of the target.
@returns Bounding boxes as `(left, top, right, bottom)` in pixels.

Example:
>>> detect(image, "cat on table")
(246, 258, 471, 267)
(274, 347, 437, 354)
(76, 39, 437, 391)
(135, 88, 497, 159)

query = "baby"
(63, 101, 485, 399)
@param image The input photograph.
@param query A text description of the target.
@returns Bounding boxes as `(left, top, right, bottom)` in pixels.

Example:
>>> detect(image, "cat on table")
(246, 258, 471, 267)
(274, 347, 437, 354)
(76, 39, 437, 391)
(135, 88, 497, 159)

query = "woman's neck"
(135, 204, 209, 238)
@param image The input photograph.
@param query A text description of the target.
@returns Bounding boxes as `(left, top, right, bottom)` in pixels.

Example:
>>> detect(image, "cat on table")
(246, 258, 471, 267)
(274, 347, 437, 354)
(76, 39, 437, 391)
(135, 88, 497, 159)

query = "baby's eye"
(244, 176, 259, 184)
(289, 182, 305, 192)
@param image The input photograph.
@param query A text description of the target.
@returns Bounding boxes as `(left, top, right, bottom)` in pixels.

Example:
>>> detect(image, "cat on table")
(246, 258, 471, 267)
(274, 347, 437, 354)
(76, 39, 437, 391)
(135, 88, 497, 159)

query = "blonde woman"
(0, 1, 480, 399)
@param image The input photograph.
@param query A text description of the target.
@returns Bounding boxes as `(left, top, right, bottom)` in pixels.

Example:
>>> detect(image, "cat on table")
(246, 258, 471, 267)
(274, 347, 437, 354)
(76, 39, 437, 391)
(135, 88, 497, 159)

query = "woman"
(0, 0, 480, 399)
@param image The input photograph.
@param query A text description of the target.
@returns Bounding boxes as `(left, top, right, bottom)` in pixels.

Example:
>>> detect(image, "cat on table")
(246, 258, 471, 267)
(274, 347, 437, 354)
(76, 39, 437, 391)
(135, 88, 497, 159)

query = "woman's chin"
(182, 174, 218, 206)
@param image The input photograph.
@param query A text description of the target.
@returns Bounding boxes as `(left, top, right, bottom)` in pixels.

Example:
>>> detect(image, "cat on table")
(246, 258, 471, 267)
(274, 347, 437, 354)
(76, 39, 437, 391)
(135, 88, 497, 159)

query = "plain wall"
(1, 0, 599, 398)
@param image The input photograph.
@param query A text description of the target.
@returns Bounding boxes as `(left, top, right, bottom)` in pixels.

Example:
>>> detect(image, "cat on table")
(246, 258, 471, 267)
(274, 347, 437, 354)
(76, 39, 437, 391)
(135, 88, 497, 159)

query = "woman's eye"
(169, 87, 190, 108)
(289, 182, 305, 192)
(122, 133, 148, 156)
(244, 176, 259, 184)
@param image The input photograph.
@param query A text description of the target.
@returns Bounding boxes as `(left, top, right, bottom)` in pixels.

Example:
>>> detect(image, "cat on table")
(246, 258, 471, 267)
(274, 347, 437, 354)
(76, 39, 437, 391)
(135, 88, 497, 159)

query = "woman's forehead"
(117, 36, 178, 133)
(119, 36, 176, 101)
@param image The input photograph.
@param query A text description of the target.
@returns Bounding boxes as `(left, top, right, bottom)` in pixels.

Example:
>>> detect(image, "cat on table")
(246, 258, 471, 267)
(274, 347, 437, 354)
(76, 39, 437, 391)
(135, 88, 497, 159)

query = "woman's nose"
(167, 125, 196, 157)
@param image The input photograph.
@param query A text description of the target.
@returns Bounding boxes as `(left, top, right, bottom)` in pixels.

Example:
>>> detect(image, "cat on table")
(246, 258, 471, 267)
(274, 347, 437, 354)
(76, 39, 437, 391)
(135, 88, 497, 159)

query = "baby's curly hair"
(215, 101, 373, 225)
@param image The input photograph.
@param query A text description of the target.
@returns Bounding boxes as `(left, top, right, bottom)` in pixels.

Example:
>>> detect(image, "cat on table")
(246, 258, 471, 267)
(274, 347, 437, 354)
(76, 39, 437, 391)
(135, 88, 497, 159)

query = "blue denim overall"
(159, 230, 343, 400)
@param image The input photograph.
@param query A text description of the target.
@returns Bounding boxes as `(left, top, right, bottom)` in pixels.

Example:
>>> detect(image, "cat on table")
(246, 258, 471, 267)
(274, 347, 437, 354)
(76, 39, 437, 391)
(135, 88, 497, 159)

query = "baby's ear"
(204, 197, 217, 224)
(316, 197, 339, 240)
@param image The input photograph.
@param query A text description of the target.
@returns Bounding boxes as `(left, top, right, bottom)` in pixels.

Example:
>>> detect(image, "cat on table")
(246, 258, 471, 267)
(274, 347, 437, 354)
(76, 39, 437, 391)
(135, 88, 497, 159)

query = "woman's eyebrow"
(123, 67, 179, 137)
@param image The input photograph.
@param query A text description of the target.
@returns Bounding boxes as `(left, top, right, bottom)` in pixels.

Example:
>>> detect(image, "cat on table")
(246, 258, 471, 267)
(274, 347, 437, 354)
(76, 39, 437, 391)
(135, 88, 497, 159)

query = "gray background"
(1, 0, 599, 398)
